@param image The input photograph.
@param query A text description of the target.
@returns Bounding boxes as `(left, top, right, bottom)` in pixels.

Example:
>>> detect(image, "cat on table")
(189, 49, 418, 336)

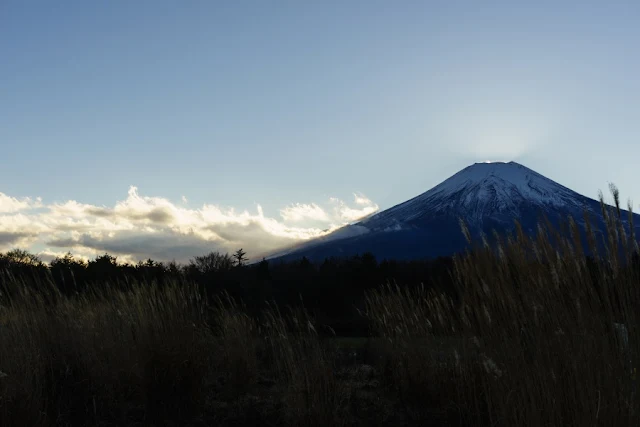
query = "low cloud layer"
(0, 193, 42, 213)
(0, 188, 379, 264)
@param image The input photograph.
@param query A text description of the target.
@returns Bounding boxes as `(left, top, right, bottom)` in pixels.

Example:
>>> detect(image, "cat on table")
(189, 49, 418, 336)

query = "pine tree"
(233, 248, 248, 267)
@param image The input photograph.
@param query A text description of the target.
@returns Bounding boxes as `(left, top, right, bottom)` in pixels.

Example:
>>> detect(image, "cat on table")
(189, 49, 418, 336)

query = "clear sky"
(1, 0, 639, 263)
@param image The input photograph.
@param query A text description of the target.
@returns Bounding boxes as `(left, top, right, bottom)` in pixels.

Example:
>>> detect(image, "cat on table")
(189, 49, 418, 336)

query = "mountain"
(271, 161, 640, 262)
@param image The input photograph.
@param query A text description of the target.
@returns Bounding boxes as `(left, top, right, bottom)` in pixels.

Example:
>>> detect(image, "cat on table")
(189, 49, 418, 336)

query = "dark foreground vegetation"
(2, 186, 640, 426)
(0, 246, 456, 337)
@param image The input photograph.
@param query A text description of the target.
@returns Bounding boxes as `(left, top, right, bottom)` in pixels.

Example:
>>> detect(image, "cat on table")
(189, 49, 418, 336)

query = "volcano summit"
(271, 162, 639, 262)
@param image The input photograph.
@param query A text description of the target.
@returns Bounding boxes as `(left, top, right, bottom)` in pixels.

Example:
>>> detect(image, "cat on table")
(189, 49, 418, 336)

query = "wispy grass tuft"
(263, 302, 351, 427)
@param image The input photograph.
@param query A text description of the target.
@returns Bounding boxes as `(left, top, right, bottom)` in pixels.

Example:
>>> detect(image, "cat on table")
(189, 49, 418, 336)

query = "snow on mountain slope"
(359, 161, 594, 230)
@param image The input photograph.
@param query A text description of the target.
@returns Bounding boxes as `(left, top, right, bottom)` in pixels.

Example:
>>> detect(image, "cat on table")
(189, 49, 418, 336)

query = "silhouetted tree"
(87, 253, 120, 286)
(189, 252, 234, 274)
(298, 256, 313, 271)
(233, 248, 248, 267)
(50, 252, 88, 294)
(4, 248, 43, 266)
(166, 260, 183, 276)
(256, 257, 271, 281)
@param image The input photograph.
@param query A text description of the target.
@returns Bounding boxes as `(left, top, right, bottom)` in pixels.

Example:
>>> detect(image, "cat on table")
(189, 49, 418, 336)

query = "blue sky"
(1, 0, 639, 262)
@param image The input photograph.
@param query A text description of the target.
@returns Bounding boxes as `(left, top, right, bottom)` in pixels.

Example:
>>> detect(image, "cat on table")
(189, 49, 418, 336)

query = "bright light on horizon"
(440, 102, 556, 165)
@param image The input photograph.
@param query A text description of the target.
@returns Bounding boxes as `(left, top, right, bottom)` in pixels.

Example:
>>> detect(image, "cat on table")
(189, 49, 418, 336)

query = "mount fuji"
(271, 161, 640, 262)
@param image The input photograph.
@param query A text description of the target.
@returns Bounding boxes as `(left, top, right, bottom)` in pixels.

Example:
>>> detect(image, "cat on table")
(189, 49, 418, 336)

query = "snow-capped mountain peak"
(360, 161, 587, 229)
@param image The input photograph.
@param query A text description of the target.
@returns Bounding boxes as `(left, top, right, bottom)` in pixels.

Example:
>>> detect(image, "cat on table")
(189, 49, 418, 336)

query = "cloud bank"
(0, 188, 379, 264)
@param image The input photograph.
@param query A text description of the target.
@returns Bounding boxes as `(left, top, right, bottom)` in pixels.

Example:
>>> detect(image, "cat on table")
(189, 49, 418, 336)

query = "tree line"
(0, 248, 456, 336)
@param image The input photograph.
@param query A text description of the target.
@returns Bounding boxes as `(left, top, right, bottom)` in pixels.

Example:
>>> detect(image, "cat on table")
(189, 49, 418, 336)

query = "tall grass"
(0, 279, 214, 426)
(364, 186, 640, 426)
(263, 303, 351, 427)
(0, 277, 348, 426)
(209, 293, 259, 398)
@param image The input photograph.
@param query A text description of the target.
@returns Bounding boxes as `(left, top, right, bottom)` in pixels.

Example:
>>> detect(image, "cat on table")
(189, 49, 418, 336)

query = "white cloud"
(354, 193, 374, 206)
(280, 203, 330, 222)
(0, 187, 380, 263)
(330, 194, 379, 222)
(0, 192, 41, 213)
